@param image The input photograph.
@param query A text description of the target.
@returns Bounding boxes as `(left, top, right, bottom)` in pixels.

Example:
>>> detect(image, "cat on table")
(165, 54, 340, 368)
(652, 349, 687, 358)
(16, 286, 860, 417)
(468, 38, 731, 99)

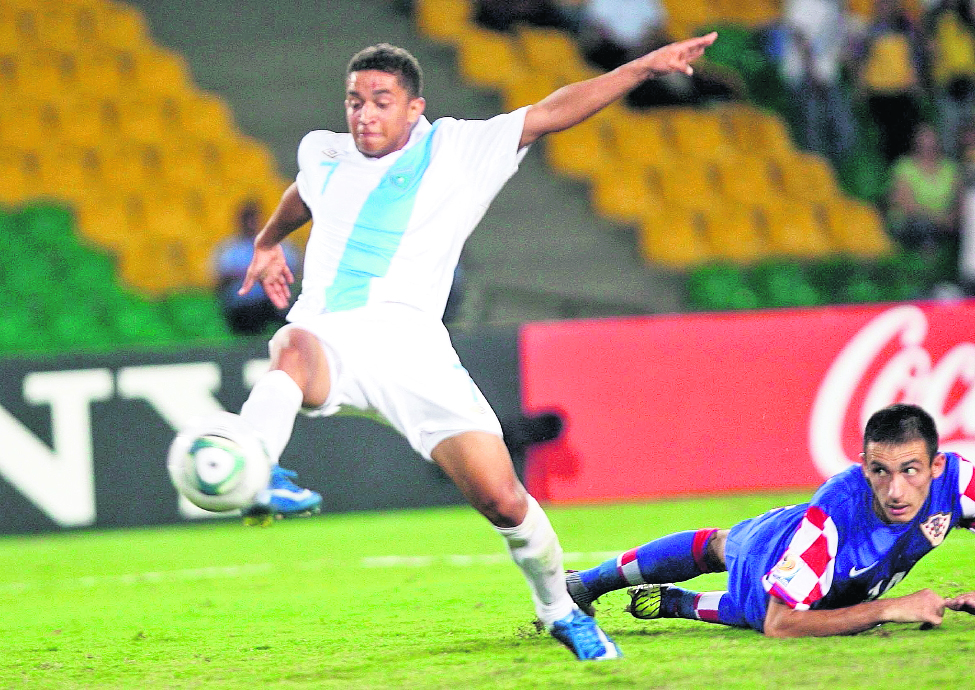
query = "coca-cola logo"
(809, 305, 975, 478)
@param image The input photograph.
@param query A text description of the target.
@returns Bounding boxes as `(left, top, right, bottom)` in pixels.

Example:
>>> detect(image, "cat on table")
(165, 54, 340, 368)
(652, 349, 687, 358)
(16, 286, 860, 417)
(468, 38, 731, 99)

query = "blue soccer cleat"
(243, 465, 322, 526)
(549, 608, 622, 661)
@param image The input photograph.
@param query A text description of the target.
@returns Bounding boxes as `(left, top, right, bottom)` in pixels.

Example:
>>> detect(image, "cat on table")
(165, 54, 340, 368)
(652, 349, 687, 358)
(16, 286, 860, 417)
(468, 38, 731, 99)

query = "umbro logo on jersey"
(920, 512, 951, 546)
(322, 148, 340, 158)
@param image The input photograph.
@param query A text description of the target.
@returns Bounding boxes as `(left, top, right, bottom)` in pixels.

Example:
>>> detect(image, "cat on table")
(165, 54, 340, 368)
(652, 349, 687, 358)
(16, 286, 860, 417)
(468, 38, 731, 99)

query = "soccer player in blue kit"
(222, 35, 717, 660)
(567, 404, 975, 636)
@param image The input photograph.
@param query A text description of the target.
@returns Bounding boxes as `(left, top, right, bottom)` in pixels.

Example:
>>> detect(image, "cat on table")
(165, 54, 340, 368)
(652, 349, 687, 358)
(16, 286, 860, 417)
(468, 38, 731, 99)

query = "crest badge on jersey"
(919, 512, 951, 546)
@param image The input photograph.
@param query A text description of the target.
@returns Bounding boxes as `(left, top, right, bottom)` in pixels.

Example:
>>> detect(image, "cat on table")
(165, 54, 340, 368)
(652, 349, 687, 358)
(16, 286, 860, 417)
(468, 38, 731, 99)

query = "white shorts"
(269, 305, 503, 460)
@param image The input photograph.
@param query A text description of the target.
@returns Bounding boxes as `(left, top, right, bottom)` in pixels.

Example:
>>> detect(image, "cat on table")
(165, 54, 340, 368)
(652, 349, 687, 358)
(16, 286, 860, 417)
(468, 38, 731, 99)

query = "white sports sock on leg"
(239, 369, 303, 464)
(495, 494, 575, 626)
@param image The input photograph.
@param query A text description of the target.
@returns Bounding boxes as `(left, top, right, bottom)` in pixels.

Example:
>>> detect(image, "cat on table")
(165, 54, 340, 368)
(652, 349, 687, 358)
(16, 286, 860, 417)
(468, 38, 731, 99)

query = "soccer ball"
(167, 412, 271, 512)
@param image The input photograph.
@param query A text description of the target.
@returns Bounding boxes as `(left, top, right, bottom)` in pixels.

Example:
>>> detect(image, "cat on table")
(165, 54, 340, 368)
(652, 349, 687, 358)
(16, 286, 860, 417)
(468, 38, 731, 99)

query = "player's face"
(345, 70, 425, 158)
(861, 440, 946, 524)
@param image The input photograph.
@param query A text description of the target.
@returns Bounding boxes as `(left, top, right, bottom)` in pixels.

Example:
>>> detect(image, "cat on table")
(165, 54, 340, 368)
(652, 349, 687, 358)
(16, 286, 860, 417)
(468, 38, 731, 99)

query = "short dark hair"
(863, 403, 939, 461)
(347, 43, 423, 99)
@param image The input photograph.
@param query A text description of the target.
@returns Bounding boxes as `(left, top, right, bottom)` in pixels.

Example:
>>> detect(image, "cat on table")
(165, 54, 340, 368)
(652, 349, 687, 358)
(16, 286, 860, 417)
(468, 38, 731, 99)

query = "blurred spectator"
(923, 0, 975, 157)
(887, 123, 961, 259)
(778, 0, 858, 165)
(855, 0, 925, 164)
(956, 118, 975, 291)
(474, 0, 571, 32)
(214, 200, 301, 336)
(576, 0, 740, 107)
(576, 0, 670, 70)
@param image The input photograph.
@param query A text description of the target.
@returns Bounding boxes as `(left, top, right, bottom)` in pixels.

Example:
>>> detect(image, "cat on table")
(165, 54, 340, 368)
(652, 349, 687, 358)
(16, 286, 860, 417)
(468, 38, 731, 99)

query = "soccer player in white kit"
(234, 35, 715, 660)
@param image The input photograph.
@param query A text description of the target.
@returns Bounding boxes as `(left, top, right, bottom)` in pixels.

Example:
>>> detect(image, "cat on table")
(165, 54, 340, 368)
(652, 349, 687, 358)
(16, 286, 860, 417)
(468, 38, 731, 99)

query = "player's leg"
(431, 431, 620, 660)
(240, 326, 327, 518)
(567, 528, 728, 611)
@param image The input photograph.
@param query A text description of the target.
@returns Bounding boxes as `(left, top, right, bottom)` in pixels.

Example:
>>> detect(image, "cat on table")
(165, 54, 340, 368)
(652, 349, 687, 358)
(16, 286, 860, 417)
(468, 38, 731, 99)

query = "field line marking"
(0, 551, 623, 594)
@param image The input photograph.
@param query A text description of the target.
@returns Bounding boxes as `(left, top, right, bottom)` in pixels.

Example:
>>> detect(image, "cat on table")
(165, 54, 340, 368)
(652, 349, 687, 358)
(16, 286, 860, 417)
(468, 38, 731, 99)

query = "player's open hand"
(640, 32, 718, 78)
(239, 243, 294, 309)
(945, 591, 975, 615)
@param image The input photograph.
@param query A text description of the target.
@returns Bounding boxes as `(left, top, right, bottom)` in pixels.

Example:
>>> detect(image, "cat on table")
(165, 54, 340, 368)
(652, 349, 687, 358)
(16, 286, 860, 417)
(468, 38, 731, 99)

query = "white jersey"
(289, 107, 530, 321)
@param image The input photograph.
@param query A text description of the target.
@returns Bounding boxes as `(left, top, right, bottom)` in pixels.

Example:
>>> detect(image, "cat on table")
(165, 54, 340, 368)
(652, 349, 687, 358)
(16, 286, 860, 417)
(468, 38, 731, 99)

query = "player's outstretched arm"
(238, 183, 311, 309)
(519, 32, 717, 148)
(763, 589, 948, 638)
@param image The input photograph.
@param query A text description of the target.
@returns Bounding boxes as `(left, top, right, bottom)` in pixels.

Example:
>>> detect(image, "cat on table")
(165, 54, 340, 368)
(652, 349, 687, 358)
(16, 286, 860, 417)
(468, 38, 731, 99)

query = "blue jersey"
(724, 452, 975, 631)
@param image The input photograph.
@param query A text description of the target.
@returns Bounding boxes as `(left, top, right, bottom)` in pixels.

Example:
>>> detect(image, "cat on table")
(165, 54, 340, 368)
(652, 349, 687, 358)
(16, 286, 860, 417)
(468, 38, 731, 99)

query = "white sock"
(495, 494, 575, 626)
(239, 369, 303, 464)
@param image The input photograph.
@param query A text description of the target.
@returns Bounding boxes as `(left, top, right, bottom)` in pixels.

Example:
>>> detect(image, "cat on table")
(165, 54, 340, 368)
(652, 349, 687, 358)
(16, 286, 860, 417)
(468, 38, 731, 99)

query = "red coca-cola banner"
(520, 302, 975, 503)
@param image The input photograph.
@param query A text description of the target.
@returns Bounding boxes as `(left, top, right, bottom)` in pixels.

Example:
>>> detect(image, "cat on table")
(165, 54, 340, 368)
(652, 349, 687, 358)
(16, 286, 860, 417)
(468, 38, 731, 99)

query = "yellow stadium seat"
(517, 26, 599, 83)
(608, 110, 674, 168)
(0, 159, 31, 204)
(823, 200, 895, 258)
(761, 201, 834, 257)
(95, 2, 150, 50)
(174, 91, 238, 140)
(664, 0, 713, 34)
(544, 118, 613, 181)
(456, 27, 525, 91)
(774, 152, 840, 203)
(415, 0, 472, 46)
(653, 158, 723, 211)
(669, 110, 737, 161)
(639, 208, 712, 267)
(502, 72, 559, 111)
(589, 162, 660, 225)
(715, 155, 780, 205)
(75, 197, 136, 253)
(128, 47, 193, 97)
(725, 107, 795, 157)
(704, 205, 769, 263)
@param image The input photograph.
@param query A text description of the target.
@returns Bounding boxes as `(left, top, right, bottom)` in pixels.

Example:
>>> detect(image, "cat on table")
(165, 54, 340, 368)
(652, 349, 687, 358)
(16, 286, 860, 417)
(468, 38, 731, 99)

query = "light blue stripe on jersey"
(325, 122, 440, 311)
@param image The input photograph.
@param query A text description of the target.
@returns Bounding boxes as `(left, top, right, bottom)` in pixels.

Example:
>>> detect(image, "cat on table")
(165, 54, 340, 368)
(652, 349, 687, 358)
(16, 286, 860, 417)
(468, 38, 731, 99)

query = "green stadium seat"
(749, 260, 822, 308)
(686, 263, 759, 311)
(163, 291, 233, 340)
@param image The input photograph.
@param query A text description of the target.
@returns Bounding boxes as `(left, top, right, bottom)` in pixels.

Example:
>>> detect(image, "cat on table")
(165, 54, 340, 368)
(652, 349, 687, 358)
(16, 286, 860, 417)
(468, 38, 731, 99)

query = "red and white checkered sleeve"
(761, 505, 838, 611)
(959, 456, 975, 531)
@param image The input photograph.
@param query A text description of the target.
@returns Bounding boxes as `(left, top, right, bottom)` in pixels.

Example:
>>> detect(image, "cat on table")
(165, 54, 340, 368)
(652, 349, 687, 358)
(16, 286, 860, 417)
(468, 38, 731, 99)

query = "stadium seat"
(822, 200, 895, 258)
(686, 262, 760, 310)
(715, 155, 779, 205)
(414, 0, 472, 46)
(724, 108, 795, 158)
(761, 202, 835, 258)
(668, 110, 737, 161)
(456, 27, 525, 91)
(517, 26, 599, 84)
(750, 259, 823, 308)
(589, 163, 659, 225)
(544, 119, 614, 181)
(639, 208, 713, 267)
(653, 158, 723, 211)
(502, 72, 559, 112)
(774, 152, 841, 204)
(93, 2, 150, 50)
(608, 110, 674, 168)
(703, 205, 768, 263)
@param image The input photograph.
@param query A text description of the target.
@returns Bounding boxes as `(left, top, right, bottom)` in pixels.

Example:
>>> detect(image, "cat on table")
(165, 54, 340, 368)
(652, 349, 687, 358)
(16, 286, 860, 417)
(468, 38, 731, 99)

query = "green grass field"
(1, 492, 972, 689)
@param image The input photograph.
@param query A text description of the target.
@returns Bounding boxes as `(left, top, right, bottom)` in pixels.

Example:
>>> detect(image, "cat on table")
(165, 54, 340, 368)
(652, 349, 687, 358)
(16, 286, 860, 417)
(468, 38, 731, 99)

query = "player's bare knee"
(269, 327, 330, 406)
(476, 487, 528, 528)
(705, 529, 730, 572)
